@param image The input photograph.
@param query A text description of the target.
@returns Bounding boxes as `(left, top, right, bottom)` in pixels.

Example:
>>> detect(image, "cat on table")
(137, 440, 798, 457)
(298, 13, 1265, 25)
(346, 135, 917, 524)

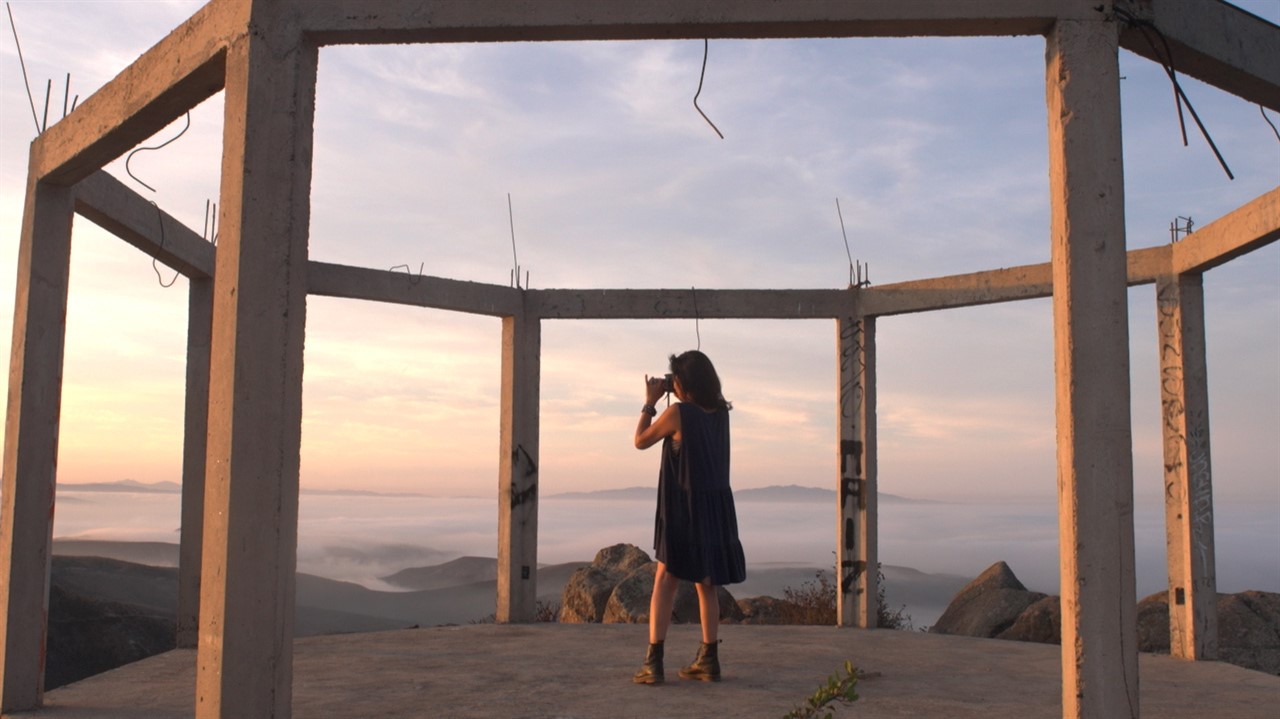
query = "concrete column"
(497, 307, 540, 623)
(1046, 17, 1140, 719)
(1156, 274, 1217, 660)
(177, 277, 213, 649)
(0, 179, 73, 713)
(836, 314, 877, 628)
(195, 9, 316, 718)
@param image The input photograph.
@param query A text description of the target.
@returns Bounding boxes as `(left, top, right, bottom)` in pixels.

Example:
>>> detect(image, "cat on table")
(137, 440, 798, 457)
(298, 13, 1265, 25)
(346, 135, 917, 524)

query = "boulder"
(604, 562, 660, 623)
(600, 561, 742, 624)
(593, 544, 651, 574)
(930, 561, 1046, 638)
(45, 585, 176, 690)
(1134, 589, 1280, 675)
(997, 595, 1060, 644)
(558, 565, 624, 623)
(1217, 590, 1280, 675)
(604, 562, 702, 623)
(1136, 592, 1171, 653)
(737, 596, 798, 625)
(560, 544, 650, 623)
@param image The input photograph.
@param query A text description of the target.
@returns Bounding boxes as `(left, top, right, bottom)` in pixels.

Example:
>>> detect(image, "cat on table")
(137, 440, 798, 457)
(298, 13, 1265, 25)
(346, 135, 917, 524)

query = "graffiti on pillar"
(838, 320, 865, 421)
(840, 560, 866, 596)
(1157, 284, 1188, 479)
(840, 440, 863, 511)
(838, 317, 868, 599)
(1186, 414, 1213, 574)
(1157, 283, 1214, 578)
(510, 443, 539, 509)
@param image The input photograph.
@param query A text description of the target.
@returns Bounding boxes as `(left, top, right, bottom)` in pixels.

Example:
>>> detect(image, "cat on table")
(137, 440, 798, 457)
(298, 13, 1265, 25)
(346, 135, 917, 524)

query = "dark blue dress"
(654, 402, 747, 586)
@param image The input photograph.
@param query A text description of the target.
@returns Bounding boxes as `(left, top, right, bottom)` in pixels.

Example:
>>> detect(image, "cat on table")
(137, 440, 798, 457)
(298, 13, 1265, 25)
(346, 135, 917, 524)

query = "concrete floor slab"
(8, 624, 1278, 718)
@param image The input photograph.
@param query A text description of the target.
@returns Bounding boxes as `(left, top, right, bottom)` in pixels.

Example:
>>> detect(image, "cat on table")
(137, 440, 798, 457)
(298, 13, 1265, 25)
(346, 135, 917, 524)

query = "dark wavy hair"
(669, 350, 731, 412)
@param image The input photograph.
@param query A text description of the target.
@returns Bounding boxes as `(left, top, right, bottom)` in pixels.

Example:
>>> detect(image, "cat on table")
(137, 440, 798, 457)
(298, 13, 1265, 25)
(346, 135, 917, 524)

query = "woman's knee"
(655, 563, 679, 590)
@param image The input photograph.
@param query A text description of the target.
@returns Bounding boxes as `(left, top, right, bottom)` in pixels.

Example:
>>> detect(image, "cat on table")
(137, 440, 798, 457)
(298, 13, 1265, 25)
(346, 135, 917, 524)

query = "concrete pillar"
(0, 180, 74, 713)
(836, 314, 877, 628)
(1046, 17, 1140, 719)
(1156, 274, 1218, 660)
(195, 9, 316, 718)
(177, 277, 213, 649)
(497, 307, 540, 623)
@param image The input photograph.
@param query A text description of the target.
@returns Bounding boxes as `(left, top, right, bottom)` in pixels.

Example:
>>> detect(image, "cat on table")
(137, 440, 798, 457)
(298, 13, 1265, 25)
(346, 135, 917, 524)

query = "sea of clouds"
(50, 486, 1278, 603)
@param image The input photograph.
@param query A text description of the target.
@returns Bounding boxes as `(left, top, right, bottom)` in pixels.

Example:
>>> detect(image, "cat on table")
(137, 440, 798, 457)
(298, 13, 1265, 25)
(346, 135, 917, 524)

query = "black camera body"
(661, 373, 674, 393)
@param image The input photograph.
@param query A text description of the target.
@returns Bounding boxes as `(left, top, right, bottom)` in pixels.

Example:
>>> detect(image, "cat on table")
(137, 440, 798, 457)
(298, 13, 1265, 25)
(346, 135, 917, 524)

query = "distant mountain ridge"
(60, 480, 940, 504)
(57, 480, 428, 498)
(548, 484, 939, 504)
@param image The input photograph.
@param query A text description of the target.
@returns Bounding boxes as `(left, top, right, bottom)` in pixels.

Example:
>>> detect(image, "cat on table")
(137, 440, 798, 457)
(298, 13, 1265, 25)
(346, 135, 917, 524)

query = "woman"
(632, 350, 746, 685)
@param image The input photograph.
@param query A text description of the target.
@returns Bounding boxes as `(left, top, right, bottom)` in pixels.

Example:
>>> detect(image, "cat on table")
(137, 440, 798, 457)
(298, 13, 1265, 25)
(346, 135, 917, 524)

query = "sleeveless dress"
(653, 402, 747, 586)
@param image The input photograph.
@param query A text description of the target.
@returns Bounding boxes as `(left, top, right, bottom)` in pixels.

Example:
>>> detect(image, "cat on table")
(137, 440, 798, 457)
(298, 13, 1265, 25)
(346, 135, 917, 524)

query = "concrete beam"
(29, 0, 242, 185)
(497, 306, 541, 623)
(195, 6, 316, 717)
(836, 315, 877, 629)
(1171, 187, 1280, 275)
(529, 288, 852, 320)
(0, 181, 74, 713)
(1046, 18, 1139, 719)
(301, 0, 1104, 45)
(177, 278, 213, 649)
(307, 262, 522, 317)
(73, 170, 215, 280)
(861, 245, 1170, 316)
(1156, 274, 1218, 661)
(1117, 0, 1280, 111)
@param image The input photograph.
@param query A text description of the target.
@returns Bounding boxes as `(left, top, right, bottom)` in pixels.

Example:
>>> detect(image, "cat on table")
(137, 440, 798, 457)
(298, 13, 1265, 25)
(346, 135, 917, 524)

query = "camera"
(661, 373, 674, 393)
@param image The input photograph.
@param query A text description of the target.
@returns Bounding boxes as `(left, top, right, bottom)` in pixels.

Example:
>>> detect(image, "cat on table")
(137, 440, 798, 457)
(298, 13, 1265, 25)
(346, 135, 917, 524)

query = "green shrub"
(779, 564, 913, 630)
(782, 660, 860, 719)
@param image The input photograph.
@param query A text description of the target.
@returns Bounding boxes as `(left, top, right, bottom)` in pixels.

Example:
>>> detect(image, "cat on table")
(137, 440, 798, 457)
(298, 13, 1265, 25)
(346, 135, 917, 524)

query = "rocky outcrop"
(559, 543, 741, 624)
(592, 543, 652, 575)
(996, 595, 1060, 644)
(1136, 592, 1171, 653)
(933, 562, 1280, 675)
(930, 562, 1047, 638)
(559, 565, 627, 623)
(736, 596, 799, 625)
(1216, 591, 1280, 674)
(46, 584, 176, 690)
(1134, 590, 1280, 674)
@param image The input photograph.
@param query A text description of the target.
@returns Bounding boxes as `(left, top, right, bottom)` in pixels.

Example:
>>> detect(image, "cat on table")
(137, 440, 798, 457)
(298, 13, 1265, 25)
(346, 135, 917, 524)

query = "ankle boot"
(678, 640, 721, 682)
(632, 642, 664, 684)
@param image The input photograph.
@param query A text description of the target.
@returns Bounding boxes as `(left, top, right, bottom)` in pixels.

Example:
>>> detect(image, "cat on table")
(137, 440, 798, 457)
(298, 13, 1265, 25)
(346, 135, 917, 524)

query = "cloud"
(1, 2, 1275, 509)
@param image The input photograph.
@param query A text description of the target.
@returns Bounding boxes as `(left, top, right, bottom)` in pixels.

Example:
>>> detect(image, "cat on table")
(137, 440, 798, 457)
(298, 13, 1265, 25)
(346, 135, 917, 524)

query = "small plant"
(779, 564, 913, 629)
(534, 599, 560, 622)
(782, 571, 837, 625)
(468, 599, 558, 624)
(875, 566, 913, 631)
(782, 660, 860, 719)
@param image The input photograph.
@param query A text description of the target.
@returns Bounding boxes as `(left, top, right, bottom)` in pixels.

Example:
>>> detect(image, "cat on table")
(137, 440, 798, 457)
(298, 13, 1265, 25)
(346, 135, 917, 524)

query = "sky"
(0, 1, 1277, 515)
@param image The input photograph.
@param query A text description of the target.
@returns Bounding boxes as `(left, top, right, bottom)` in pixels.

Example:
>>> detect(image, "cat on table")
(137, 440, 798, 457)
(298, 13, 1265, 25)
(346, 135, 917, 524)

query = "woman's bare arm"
(636, 403, 680, 450)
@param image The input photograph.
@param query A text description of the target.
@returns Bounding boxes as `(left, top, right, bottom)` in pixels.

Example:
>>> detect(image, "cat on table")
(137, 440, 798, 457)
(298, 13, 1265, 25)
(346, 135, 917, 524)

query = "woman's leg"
(678, 580, 723, 681)
(649, 562, 680, 644)
(694, 580, 719, 644)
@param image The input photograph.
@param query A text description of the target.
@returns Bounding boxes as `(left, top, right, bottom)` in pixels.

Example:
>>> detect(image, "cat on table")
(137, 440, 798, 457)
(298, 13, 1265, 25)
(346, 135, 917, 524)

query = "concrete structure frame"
(1, 1, 1277, 718)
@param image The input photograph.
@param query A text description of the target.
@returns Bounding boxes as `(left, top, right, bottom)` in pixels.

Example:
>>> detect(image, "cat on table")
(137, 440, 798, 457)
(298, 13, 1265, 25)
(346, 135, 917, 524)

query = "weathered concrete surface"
(1045, 17, 1139, 719)
(497, 307, 540, 622)
(0, 181, 74, 713)
(195, 5, 317, 716)
(11, 625, 1279, 719)
(1116, 0, 1280, 111)
(30, 0, 238, 184)
(301, 0, 1097, 46)
(1157, 273, 1218, 661)
(836, 315, 876, 628)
